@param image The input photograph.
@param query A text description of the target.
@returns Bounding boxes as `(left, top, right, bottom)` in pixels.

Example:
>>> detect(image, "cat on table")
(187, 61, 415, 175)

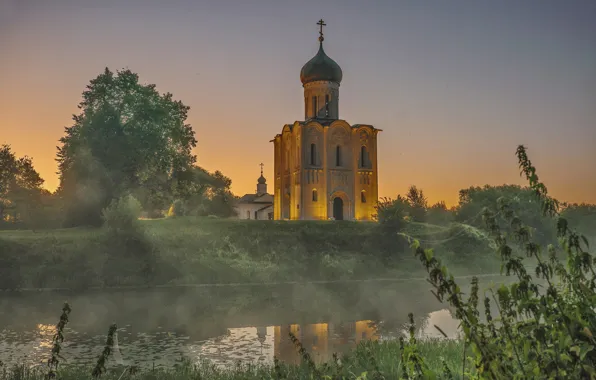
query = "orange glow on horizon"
(2, 103, 594, 209)
(2, 121, 595, 209)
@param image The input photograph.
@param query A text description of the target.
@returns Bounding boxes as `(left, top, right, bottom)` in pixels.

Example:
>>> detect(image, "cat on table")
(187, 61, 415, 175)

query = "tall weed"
(409, 145, 595, 378)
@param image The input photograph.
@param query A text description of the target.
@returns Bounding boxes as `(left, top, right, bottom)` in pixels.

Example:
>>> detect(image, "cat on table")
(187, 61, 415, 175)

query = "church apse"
(271, 20, 381, 221)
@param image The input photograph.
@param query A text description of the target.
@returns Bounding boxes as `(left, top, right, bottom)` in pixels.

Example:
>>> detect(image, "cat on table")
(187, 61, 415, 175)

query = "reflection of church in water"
(198, 320, 378, 367)
(263, 321, 378, 364)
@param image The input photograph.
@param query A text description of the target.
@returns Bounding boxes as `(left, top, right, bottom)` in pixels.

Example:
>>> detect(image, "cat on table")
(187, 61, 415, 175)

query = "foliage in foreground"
(404, 145, 596, 379)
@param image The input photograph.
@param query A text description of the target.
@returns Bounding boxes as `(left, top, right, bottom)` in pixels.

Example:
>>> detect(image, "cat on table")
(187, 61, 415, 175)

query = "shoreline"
(0, 217, 501, 291)
(0, 272, 507, 293)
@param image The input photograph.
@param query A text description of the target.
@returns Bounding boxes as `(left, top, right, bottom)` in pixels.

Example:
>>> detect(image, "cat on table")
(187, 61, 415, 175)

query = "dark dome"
(300, 43, 343, 85)
(258, 175, 266, 184)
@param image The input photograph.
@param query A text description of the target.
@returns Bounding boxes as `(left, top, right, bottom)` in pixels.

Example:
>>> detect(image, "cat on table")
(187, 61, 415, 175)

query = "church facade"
(271, 20, 380, 221)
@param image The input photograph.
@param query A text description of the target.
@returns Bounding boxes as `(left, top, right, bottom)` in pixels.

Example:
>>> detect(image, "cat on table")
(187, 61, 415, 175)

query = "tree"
(455, 184, 557, 245)
(56, 68, 197, 226)
(202, 170, 237, 217)
(561, 202, 596, 246)
(406, 185, 428, 222)
(166, 167, 238, 218)
(426, 201, 454, 225)
(375, 186, 431, 228)
(0, 144, 45, 227)
(374, 195, 410, 231)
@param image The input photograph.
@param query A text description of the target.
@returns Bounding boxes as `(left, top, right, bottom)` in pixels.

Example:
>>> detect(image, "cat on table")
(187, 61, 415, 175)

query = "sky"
(1, 0, 595, 206)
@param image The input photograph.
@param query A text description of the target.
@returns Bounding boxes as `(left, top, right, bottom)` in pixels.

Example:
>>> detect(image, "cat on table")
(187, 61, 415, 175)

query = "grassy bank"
(0, 339, 467, 380)
(0, 217, 501, 290)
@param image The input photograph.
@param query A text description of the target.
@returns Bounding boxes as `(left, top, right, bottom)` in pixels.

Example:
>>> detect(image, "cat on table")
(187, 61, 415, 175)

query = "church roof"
(258, 175, 266, 184)
(352, 124, 383, 132)
(300, 43, 343, 85)
(237, 193, 273, 204)
(271, 121, 381, 139)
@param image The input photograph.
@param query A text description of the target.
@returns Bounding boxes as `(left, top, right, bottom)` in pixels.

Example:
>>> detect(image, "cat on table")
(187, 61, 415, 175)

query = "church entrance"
(333, 197, 344, 220)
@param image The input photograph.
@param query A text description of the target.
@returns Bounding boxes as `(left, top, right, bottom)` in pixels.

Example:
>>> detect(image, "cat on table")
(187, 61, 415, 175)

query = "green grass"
(0, 217, 501, 290)
(0, 339, 468, 380)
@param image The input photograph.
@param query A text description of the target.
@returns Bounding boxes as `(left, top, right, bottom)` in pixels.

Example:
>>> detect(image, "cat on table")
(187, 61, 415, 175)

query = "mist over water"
(0, 277, 509, 369)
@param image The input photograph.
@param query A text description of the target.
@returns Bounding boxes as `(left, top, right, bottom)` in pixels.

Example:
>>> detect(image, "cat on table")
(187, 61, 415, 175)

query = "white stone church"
(234, 164, 274, 220)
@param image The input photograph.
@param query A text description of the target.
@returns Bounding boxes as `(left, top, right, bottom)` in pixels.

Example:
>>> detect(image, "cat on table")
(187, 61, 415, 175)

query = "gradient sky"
(1, 0, 595, 206)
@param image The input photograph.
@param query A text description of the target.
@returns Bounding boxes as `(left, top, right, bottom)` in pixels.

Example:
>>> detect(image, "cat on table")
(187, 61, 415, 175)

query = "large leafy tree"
(0, 144, 45, 226)
(56, 68, 197, 226)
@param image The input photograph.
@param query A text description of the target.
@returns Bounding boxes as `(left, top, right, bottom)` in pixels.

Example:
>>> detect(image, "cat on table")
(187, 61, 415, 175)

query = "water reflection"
(1, 315, 458, 369)
(199, 321, 381, 367)
(0, 281, 490, 369)
(418, 309, 461, 339)
(273, 320, 379, 365)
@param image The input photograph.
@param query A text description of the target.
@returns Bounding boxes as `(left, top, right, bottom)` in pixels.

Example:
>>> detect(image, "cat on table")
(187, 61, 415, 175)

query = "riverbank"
(0, 217, 500, 290)
(0, 339, 468, 380)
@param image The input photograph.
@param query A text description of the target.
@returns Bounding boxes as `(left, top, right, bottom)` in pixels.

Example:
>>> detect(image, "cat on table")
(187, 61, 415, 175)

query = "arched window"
(325, 94, 330, 117)
(312, 96, 318, 118)
(361, 191, 366, 203)
(312, 189, 318, 202)
(360, 146, 369, 168)
(310, 143, 317, 166)
(335, 145, 342, 167)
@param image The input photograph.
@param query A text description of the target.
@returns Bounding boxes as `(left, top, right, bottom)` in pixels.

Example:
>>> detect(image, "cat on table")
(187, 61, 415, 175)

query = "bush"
(101, 194, 142, 232)
(100, 195, 169, 286)
(374, 196, 410, 232)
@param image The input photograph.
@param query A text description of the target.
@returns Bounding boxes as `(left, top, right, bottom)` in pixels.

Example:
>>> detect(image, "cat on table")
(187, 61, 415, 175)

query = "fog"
(0, 276, 511, 368)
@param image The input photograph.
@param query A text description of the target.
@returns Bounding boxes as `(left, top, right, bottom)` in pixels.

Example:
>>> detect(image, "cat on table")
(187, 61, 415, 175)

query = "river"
(0, 278, 502, 370)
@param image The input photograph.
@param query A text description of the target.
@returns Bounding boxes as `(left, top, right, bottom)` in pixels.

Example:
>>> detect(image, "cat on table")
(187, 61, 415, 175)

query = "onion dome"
(300, 19, 342, 85)
(300, 44, 343, 85)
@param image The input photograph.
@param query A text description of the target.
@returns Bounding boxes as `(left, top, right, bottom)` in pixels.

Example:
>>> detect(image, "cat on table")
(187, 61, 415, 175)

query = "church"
(271, 20, 380, 221)
(235, 164, 274, 220)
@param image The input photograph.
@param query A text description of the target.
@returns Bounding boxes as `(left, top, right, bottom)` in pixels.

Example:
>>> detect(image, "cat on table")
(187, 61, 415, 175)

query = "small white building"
(235, 165, 274, 220)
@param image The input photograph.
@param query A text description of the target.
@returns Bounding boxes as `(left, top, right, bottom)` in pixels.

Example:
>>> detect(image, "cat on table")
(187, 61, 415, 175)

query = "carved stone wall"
(273, 121, 379, 221)
(303, 81, 340, 119)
